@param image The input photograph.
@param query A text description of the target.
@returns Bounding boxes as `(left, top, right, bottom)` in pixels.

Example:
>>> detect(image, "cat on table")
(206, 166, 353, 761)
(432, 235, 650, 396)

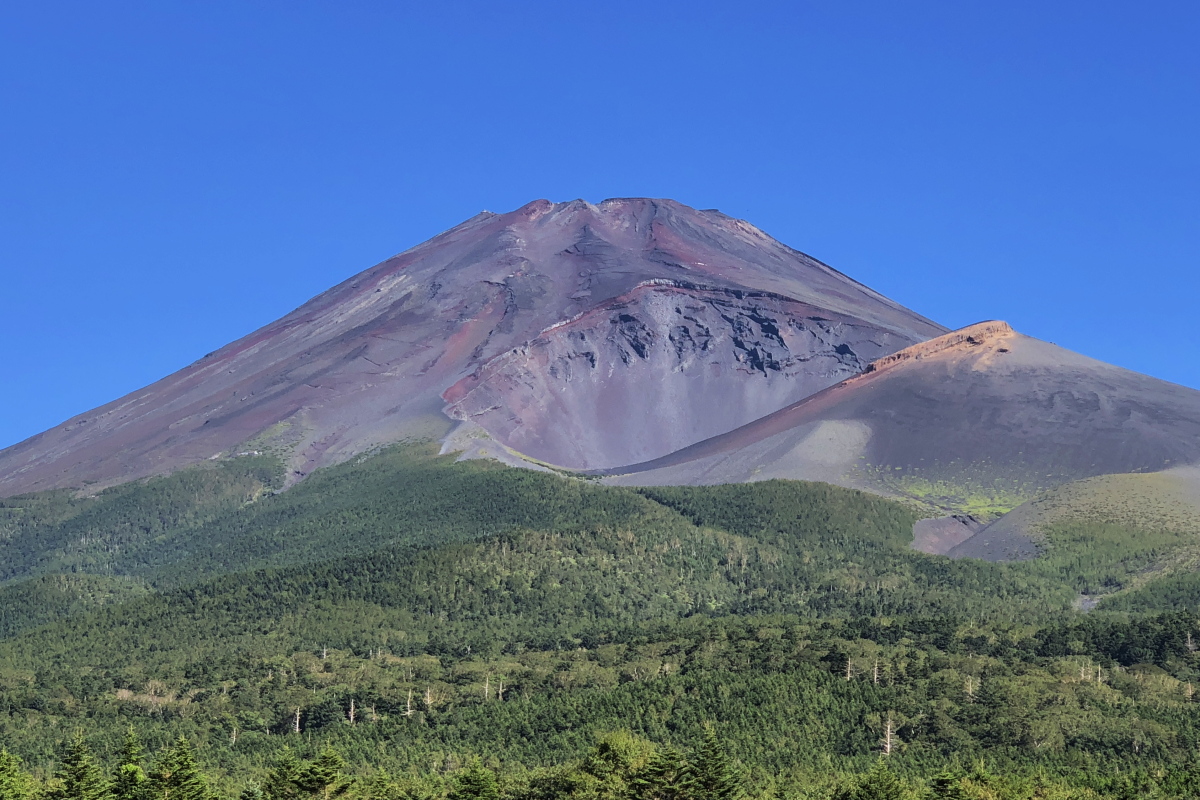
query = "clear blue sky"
(2, 1, 1197, 450)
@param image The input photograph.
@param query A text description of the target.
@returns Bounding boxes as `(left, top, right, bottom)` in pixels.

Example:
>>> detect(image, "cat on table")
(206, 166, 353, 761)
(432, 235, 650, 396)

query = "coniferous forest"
(4, 444, 1200, 799)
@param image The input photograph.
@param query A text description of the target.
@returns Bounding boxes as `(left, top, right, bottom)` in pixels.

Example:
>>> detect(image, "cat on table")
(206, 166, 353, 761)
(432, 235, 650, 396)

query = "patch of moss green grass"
(852, 460, 1056, 518)
(996, 471, 1200, 605)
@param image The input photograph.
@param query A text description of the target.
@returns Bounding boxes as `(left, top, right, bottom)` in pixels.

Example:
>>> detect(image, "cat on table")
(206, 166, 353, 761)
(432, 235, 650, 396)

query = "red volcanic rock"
(0, 198, 944, 496)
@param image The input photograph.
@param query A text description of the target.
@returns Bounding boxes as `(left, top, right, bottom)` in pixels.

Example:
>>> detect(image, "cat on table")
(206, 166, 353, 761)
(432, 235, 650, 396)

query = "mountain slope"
(945, 466, 1200, 563)
(602, 322, 1200, 517)
(0, 199, 943, 496)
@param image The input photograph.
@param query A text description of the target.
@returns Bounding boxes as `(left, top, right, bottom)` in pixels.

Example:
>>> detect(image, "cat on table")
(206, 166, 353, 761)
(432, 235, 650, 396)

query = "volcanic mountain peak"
(0, 198, 944, 497)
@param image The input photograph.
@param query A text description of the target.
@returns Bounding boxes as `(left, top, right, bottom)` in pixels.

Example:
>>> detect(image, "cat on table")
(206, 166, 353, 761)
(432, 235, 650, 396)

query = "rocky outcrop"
(444, 283, 919, 469)
(863, 321, 1014, 375)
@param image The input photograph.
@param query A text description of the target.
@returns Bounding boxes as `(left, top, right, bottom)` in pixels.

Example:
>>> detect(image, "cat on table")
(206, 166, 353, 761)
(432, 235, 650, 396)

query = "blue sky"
(1, 1, 1197, 450)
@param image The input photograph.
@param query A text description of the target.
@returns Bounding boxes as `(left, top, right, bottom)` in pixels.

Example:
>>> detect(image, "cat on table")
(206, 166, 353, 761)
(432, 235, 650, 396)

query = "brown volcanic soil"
(0, 198, 943, 496)
(601, 322, 1200, 511)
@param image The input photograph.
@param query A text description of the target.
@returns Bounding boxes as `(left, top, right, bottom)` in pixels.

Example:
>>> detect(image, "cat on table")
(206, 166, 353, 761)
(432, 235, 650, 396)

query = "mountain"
(9, 199, 1200, 798)
(0, 198, 943, 497)
(600, 321, 1200, 519)
(3, 196, 1199, 564)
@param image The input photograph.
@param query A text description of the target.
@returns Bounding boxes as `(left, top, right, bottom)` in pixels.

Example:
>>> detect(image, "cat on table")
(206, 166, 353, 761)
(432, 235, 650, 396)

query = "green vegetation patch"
(7, 444, 1200, 798)
(1020, 472, 1200, 537)
(0, 574, 152, 638)
(851, 461, 1056, 518)
(0, 455, 282, 584)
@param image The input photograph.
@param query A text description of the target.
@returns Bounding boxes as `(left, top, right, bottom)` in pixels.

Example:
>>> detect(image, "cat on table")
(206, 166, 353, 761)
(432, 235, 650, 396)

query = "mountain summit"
(0, 199, 944, 496)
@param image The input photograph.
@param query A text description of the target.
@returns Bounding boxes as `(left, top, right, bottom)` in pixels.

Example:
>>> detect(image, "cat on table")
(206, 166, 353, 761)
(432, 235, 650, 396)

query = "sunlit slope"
(0, 441, 1097, 644)
(0, 199, 943, 497)
(0, 455, 280, 582)
(3, 443, 741, 587)
(955, 468, 1200, 556)
(944, 468, 1200, 594)
(603, 322, 1200, 517)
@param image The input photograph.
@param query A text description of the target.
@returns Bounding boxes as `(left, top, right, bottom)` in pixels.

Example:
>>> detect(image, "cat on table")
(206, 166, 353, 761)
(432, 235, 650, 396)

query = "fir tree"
(298, 749, 351, 800)
(928, 771, 968, 800)
(0, 750, 34, 800)
(447, 760, 499, 800)
(148, 739, 209, 800)
(112, 728, 148, 800)
(262, 750, 304, 800)
(52, 732, 109, 800)
(692, 728, 742, 800)
(583, 732, 645, 781)
(833, 760, 907, 800)
(628, 745, 697, 800)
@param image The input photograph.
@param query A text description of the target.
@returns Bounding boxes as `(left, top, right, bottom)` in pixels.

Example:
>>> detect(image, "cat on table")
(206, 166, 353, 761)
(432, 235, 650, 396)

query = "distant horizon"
(3, 2, 1197, 450)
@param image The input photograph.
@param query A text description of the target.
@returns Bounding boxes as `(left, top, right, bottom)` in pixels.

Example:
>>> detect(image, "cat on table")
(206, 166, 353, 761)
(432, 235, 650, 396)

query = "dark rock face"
(0, 198, 944, 496)
(444, 282, 920, 469)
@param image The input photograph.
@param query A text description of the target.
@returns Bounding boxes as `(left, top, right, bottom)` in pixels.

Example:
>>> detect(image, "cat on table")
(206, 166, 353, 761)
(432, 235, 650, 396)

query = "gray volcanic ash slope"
(603, 321, 1200, 514)
(0, 199, 943, 496)
(442, 283, 929, 469)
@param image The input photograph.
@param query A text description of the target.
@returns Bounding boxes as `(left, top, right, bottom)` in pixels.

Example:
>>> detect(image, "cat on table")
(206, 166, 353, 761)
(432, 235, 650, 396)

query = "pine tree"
(52, 732, 109, 800)
(262, 750, 304, 800)
(628, 746, 697, 800)
(113, 728, 148, 800)
(298, 749, 351, 800)
(579, 731, 657, 799)
(0, 750, 34, 800)
(928, 771, 969, 800)
(832, 760, 907, 800)
(447, 759, 499, 800)
(692, 728, 743, 800)
(148, 739, 209, 800)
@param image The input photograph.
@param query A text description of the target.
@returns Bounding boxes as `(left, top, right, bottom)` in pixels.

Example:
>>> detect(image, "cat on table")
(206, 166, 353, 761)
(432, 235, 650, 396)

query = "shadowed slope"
(0, 199, 943, 496)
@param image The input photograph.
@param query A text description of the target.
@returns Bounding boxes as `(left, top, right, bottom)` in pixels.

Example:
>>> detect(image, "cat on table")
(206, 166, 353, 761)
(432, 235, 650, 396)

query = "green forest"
(3, 444, 1200, 799)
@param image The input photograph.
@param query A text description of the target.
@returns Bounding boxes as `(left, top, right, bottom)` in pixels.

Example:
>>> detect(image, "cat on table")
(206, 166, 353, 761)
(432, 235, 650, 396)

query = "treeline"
(6, 725, 1200, 800)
